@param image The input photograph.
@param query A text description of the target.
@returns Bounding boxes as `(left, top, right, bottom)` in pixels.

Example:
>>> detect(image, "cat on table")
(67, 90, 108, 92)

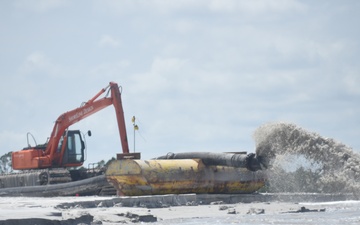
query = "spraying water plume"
(254, 122, 360, 194)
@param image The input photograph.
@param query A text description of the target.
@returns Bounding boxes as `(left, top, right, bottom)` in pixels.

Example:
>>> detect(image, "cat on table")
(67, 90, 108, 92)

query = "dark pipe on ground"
(155, 152, 266, 171)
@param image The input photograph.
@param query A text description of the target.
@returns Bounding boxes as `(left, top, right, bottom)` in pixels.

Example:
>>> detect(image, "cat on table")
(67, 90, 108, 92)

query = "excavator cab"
(12, 130, 87, 170)
(61, 130, 86, 167)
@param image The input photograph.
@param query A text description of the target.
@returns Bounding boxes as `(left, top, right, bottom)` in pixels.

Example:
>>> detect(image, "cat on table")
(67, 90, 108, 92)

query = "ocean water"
(154, 201, 360, 225)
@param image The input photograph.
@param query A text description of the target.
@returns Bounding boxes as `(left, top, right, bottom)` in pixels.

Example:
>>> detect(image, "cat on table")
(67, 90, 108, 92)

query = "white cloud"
(127, 57, 188, 95)
(208, 0, 306, 14)
(172, 19, 196, 34)
(95, 0, 203, 15)
(96, 0, 306, 16)
(14, 0, 68, 12)
(90, 60, 131, 78)
(22, 52, 48, 69)
(18, 52, 60, 76)
(343, 72, 360, 95)
(98, 35, 121, 48)
(151, 57, 186, 74)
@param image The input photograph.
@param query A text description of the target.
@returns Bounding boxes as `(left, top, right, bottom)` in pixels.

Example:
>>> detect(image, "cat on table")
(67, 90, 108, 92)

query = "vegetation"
(0, 152, 12, 174)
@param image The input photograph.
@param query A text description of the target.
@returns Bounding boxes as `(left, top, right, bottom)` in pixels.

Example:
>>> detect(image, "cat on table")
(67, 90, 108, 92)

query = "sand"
(0, 194, 357, 224)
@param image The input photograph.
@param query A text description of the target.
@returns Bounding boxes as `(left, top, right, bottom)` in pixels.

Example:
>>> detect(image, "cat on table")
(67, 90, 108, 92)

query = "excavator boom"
(12, 82, 131, 170)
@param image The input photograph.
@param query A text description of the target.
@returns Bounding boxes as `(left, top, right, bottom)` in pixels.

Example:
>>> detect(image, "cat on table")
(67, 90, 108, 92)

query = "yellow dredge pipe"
(105, 159, 266, 196)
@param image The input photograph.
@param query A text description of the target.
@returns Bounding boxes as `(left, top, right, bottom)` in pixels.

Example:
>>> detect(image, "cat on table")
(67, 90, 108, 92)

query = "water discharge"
(254, 122, 360, 195)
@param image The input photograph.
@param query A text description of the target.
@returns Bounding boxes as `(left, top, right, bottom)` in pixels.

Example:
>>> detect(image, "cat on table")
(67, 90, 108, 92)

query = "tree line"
(0, 152, 12, 174)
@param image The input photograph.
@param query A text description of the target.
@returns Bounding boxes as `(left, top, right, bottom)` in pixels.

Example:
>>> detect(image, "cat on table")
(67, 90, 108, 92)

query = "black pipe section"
(0, 175, 108, 197)
(155, 152, 265, 172)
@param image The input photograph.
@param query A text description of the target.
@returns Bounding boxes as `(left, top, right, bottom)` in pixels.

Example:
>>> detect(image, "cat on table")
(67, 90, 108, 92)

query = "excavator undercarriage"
(0, 169, 71, 188)
(0, 167, 116, 196)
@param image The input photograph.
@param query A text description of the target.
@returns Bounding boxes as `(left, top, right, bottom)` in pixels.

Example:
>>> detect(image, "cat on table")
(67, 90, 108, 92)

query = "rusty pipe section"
(155, 152, 266, 171)
(105, 159, 266, 196)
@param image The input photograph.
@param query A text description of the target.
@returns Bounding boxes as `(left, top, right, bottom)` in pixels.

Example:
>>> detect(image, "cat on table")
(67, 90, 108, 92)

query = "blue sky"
(1, 0, 359, 165)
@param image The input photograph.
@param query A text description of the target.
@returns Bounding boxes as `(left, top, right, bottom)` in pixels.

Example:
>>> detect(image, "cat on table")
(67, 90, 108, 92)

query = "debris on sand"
(0, 214, 94, 225)
(227, 208, 237, 214)
(247, 208, 265, 215)
(285, 206, 326, 213)
(117, 212, 157, 223)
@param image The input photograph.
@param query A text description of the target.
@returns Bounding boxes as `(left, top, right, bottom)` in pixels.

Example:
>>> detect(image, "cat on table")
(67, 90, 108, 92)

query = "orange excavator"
(1, 81, 138, 190)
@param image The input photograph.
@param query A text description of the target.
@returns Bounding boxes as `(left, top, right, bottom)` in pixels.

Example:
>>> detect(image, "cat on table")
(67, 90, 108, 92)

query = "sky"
(1, 0, 359, 166)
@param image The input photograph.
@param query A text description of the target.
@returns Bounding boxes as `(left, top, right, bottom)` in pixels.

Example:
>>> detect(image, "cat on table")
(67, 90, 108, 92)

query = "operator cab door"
(62, 130, 85, 167)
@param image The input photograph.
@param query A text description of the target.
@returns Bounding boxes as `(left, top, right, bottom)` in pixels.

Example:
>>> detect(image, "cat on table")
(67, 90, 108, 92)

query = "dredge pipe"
(155, 152, 265, 171)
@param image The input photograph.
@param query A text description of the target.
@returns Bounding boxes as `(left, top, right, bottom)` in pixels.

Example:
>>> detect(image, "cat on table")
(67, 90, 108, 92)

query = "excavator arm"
(12, 82, 132, 170)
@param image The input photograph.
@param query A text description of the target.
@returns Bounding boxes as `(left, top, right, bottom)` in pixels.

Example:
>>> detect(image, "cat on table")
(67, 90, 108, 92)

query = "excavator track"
(0, 169, 71, 188)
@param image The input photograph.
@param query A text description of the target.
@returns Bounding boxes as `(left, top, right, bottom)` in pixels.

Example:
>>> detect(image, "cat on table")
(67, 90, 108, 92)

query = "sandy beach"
(1, 193, 359, 224)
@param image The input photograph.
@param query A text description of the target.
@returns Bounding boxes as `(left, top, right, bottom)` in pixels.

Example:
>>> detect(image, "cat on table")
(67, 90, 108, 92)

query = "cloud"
(21, 52, 48, 70)
(208, 0, 306, 14)
(95, 0, 203, 15)
(343, 72, 360, 96)
(172, 19, 196, 34)
(90, 60, 131, 79)
(95, 0, 306, 17)
(128, 57, 187, 95)
(151, 57, 186, 74)
(18, 52, 60, 76)
(14, 0, 68, 12)
(98, 35, 121, 48)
